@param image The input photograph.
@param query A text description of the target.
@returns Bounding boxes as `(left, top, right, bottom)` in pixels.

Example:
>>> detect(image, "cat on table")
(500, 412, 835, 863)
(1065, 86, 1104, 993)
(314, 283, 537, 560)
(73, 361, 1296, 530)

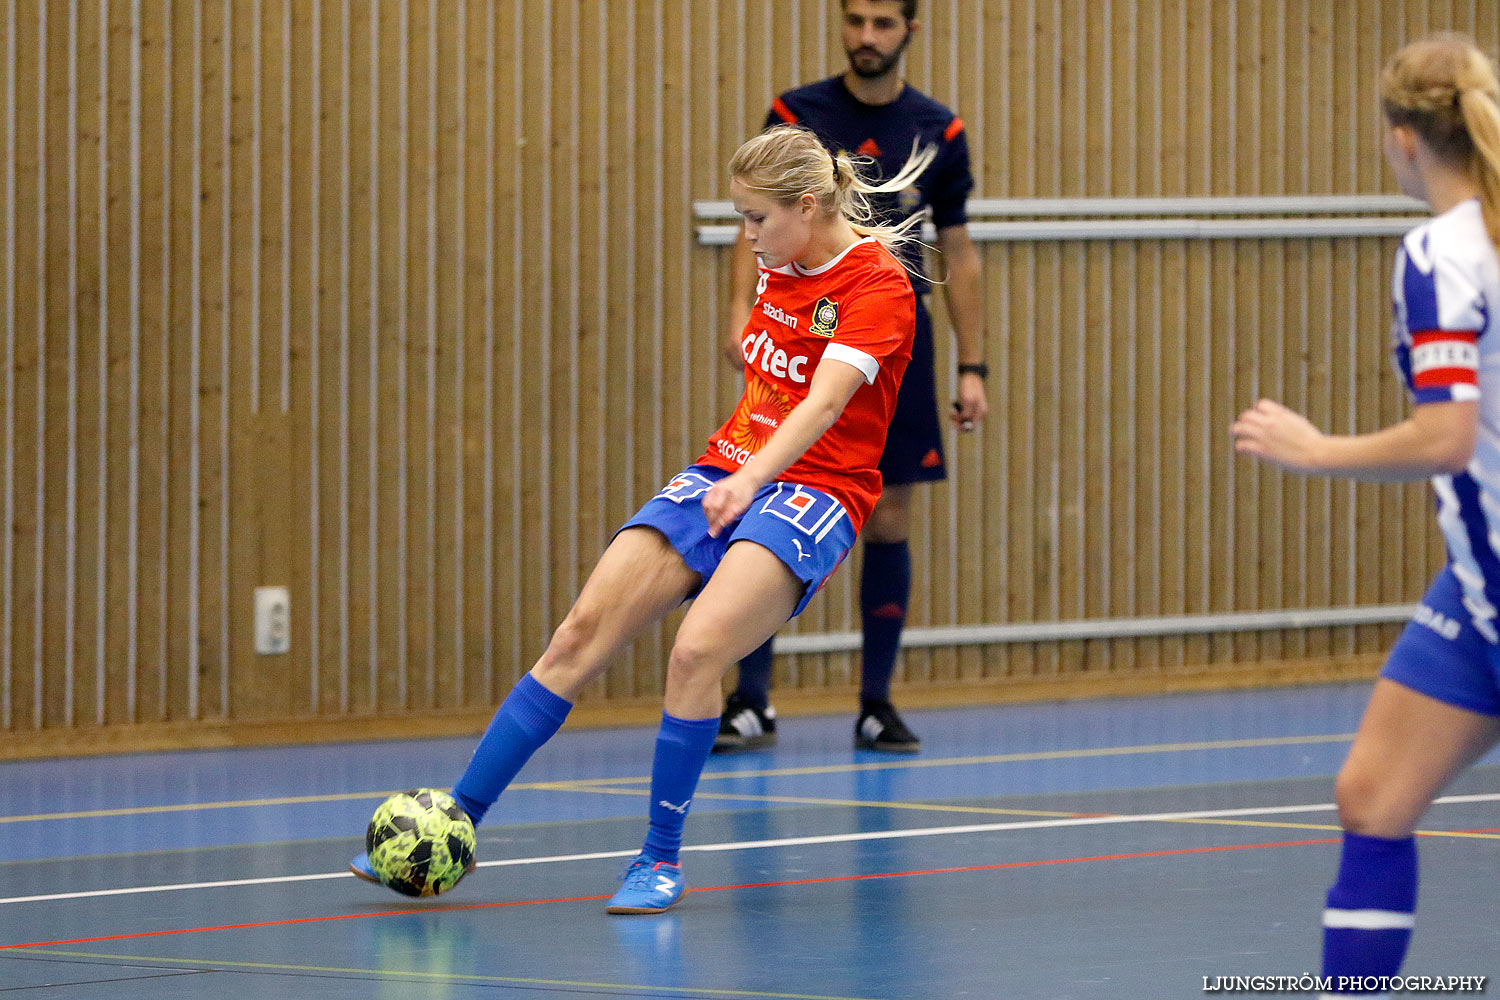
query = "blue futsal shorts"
(618, 465, 857, 617)
(1380, 564, 1500, 717)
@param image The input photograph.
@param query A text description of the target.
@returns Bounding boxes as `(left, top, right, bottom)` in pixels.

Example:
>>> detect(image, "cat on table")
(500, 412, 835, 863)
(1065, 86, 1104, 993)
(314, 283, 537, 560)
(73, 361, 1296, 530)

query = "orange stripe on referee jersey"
(772, 97, 798, 124)
(943, 117, 965, 141)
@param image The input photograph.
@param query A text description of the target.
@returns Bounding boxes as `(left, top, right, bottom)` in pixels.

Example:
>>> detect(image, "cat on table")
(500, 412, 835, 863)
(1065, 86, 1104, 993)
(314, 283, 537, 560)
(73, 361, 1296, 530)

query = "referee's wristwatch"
(957, 362, 989, 379)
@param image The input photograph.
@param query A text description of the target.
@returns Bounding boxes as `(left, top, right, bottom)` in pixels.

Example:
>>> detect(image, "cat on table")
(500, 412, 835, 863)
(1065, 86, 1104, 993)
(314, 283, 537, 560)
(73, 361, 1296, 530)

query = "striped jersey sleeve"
(1394, 234, 1486, 404)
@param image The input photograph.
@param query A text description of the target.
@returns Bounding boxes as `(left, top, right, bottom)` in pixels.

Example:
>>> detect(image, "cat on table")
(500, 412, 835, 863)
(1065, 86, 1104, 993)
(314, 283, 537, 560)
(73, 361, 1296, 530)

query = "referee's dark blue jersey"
(764, 76, 973, 297)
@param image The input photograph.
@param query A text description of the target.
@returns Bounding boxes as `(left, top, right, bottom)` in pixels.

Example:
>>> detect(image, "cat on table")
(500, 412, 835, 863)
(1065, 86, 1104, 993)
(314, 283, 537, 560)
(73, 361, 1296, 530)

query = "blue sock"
(859, 541, 910, 703)
(641, 712, 719, 865)
(1322, 832, 1417, 992)
(733, 639, 775, 709)
(451, 673, 572, 824)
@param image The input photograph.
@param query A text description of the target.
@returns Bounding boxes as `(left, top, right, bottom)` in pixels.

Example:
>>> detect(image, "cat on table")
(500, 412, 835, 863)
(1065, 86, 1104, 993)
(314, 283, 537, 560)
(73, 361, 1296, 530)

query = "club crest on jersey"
(809, 297, 840, 338)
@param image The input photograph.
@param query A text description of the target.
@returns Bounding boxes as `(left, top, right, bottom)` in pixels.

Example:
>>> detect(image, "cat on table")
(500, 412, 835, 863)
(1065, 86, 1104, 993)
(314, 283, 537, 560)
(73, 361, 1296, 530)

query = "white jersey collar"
(793, 237, 877, 277)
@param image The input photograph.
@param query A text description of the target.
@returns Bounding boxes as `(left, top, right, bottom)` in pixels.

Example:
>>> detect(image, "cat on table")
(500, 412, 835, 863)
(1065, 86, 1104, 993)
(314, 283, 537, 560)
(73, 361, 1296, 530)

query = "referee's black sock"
(732, 638, 775, 710)
(859, 540, 910, 703)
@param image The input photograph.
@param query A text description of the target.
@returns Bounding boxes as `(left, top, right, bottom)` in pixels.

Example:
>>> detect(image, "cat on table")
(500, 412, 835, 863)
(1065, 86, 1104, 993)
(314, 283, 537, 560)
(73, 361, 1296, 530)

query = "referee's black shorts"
(878, 297, 946, 486)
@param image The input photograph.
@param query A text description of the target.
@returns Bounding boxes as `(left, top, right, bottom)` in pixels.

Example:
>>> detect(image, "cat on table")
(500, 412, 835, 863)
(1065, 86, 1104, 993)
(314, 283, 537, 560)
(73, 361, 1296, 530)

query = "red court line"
(0, 836, 1338, 952)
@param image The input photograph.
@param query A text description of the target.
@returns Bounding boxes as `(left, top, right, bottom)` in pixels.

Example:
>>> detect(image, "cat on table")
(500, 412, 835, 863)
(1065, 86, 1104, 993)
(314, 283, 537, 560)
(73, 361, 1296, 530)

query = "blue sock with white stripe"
(451, 673, 572, 824)
(1321, 832, 1417, 992)
(641, 712, 720, 865)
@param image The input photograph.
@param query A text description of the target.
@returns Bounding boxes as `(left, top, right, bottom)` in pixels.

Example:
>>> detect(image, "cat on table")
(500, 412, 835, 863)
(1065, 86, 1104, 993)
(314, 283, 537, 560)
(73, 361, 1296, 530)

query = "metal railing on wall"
(693, 194, 1430, 244)
(774, 605, 1416, 655)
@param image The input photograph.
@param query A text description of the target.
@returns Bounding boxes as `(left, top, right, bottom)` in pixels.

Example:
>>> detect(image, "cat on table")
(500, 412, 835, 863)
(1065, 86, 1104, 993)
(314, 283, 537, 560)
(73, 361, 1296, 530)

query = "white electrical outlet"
(254, 586, 291, 655)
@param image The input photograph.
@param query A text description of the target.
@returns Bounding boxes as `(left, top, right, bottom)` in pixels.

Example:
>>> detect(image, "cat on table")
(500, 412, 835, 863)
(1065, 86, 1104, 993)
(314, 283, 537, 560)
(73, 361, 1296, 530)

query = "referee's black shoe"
(712, 693, 777, 753)
(854, 699, 920, 753)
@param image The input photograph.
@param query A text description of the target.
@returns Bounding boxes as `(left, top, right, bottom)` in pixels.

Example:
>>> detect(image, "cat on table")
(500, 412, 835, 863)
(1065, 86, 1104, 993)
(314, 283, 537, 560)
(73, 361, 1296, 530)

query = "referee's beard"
(845, 32, 911, 80)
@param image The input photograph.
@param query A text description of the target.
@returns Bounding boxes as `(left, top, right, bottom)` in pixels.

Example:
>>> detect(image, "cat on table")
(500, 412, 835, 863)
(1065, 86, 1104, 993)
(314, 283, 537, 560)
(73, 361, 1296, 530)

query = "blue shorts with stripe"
(618, 465, 857, 618)
(1381, 564, 1500, 717)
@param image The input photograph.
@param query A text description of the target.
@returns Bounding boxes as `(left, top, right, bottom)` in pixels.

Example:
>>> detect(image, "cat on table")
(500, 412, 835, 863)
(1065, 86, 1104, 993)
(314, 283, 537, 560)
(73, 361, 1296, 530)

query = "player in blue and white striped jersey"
(1232, 33, 1500, 996)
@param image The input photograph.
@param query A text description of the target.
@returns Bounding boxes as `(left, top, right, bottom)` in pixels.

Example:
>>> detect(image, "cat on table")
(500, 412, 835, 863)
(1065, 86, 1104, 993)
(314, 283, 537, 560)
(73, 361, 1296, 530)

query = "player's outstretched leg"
(353, 526, 697, 891)
(349, 674, 571, 884)
(451, 673, 573, 824)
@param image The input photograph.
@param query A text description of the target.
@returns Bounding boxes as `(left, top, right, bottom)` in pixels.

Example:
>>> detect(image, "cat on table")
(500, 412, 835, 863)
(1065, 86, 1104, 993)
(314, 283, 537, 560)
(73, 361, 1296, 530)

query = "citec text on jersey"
(1201, 974, 1487, 993)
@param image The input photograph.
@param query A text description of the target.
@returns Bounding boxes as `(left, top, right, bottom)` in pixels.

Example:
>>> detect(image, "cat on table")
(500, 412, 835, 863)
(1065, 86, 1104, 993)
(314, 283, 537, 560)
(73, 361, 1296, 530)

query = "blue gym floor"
(1, 683, 1495, 998)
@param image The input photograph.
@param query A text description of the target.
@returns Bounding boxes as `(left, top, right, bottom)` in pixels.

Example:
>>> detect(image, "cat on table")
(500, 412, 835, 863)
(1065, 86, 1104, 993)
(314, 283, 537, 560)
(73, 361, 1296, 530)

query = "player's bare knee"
(1333, 768, 1412, 837)
(554, 604, 605, 655)
(1333, 770, 1373, 832)
(535, 605, 610, 687)
(665, 634, 728, 694)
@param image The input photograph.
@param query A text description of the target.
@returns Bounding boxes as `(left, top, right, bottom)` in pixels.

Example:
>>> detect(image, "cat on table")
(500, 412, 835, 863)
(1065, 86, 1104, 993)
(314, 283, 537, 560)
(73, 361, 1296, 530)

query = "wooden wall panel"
(1, 0, 1494, 752)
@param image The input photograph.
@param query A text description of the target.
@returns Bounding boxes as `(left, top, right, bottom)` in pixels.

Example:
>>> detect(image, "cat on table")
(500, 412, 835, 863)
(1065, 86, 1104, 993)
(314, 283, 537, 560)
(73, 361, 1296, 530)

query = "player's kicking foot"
(349, 851, 379, 882)
(349, 850, 476, 888)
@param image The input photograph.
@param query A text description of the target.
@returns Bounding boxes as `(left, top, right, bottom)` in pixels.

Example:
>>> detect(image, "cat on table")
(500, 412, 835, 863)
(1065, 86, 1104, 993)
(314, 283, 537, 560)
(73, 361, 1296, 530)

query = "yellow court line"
(0, 732, 1356, 825)
(0, 791, 391, 825)
(560, 782, 1087, 818)
(546, 733, 1360, 788)
(562, 783, 1500, 842)
(2, 783, 550, 825)
(1155, 816, 1344, 833)
(1412, 828, 1500, 840)
(1153, 816, 1500, 839)
(9, 949, 884, 1000)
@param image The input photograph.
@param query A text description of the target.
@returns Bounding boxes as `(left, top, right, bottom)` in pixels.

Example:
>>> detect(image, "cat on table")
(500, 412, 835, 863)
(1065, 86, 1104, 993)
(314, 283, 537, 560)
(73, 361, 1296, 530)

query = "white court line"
(5, 793, 1498, 907)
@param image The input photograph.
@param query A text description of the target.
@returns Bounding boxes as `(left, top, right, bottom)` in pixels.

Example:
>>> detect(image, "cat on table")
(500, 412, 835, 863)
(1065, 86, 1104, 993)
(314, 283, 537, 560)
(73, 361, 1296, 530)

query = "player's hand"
(1231, 398, 1326, 473)
(950, 373, 989, 432)
(703, 473, 757, 538)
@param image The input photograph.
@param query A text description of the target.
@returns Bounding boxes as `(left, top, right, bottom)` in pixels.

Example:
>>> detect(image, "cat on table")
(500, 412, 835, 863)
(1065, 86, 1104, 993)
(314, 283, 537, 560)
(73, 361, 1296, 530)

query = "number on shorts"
(757, 483, 847, 539)
(655, 471, 717, 504)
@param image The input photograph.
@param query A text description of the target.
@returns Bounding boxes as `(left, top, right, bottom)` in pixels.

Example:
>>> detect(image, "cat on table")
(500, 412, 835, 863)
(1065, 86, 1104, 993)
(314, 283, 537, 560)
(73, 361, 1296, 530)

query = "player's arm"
(722, 231, 761, 367)
(1231, 397, 1477, 481)
(934, 223, 988, 430)
(702, 358, 868, 535)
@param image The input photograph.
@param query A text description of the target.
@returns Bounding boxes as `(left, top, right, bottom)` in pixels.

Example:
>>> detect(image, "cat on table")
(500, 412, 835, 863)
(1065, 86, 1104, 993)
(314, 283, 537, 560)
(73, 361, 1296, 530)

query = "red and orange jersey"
(698, 238, 915, 530)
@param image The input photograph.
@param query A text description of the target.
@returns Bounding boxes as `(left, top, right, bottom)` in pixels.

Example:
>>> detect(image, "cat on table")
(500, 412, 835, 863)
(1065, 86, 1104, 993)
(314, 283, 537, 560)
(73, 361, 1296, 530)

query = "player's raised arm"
(704, 358, 868, 535)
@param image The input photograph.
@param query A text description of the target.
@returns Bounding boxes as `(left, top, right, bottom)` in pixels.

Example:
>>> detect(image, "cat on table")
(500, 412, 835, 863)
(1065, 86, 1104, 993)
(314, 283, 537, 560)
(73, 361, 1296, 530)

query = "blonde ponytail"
(1382, 33, 1500, 249)
(1457, 62, 1500, 248)
(730, 125, 938, 268)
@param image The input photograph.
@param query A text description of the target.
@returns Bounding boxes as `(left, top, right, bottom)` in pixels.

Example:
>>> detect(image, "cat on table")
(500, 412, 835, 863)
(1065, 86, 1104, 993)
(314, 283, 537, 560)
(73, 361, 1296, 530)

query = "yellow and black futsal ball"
(365, 788, 476, 897)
